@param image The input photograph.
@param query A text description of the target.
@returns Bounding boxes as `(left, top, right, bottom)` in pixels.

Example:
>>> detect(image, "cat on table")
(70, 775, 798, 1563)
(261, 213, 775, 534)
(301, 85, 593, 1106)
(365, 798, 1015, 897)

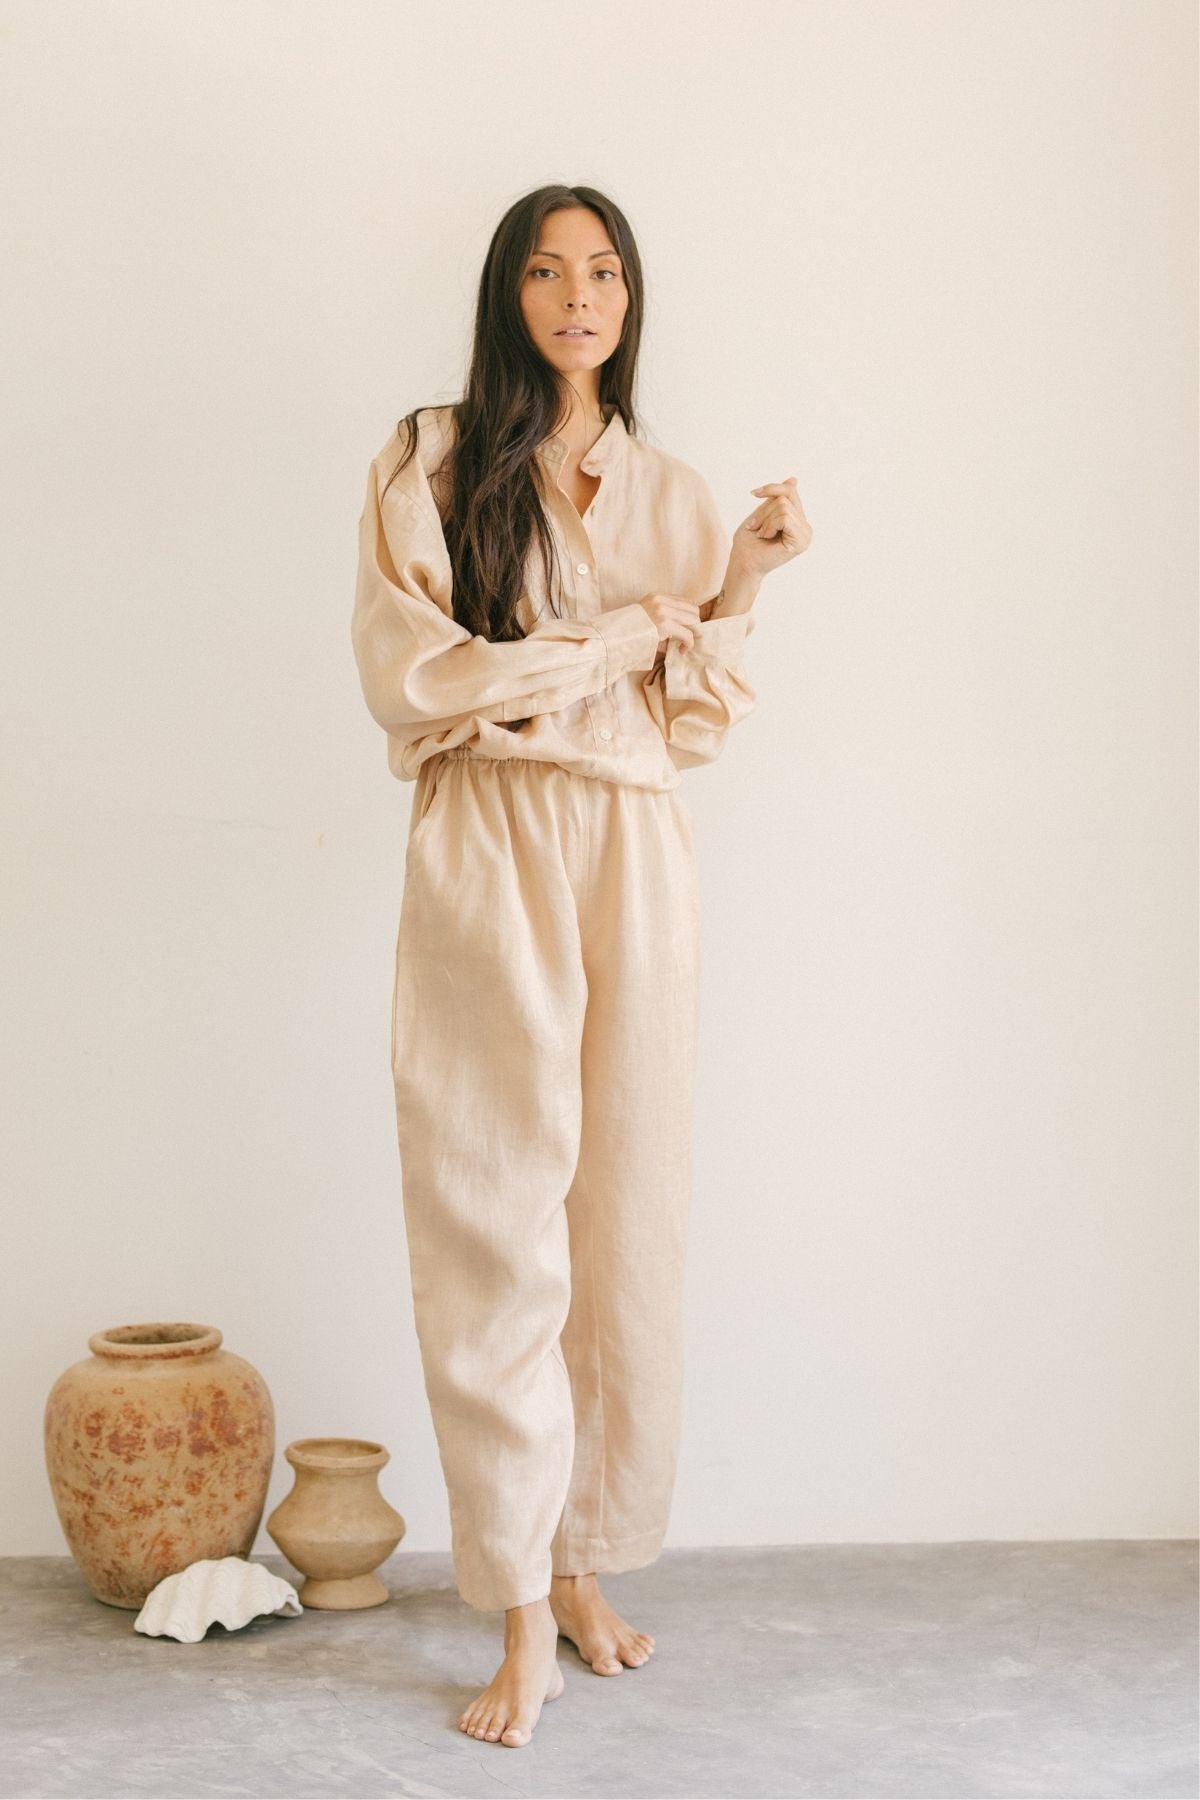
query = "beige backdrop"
(3, 0, 1196, 1558)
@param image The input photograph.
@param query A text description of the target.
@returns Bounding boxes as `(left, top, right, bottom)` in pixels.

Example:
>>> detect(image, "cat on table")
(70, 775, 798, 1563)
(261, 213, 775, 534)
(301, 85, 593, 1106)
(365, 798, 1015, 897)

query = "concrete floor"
(0, 1542, 1195, 1799)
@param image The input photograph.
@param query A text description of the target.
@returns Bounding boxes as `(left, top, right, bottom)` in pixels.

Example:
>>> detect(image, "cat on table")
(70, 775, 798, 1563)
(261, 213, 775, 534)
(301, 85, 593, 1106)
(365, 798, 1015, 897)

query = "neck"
(553, 373, 605, 435)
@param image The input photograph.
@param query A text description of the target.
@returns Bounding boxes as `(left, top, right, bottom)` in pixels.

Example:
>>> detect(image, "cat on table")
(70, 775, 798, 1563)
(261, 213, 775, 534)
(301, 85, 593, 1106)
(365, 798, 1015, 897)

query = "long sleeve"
(639, 474, 758, 770)
(351, 456, 661, 746)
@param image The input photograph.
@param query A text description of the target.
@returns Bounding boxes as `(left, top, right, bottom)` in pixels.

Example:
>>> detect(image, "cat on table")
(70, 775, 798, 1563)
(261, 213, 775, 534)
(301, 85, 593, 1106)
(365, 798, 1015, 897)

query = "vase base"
(92, 1591, 143, 1612)
(298, 1571, 390, 1610)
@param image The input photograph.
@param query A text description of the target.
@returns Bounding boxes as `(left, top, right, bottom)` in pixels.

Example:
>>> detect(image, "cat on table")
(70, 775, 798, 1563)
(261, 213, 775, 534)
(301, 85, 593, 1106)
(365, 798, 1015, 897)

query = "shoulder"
(369, 404, 459, 515)
(625, 431, 721, 519)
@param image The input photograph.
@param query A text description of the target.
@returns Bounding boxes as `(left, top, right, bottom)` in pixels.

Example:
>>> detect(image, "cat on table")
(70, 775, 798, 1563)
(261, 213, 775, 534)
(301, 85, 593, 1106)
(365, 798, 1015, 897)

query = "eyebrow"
(530, 249, 620, 261)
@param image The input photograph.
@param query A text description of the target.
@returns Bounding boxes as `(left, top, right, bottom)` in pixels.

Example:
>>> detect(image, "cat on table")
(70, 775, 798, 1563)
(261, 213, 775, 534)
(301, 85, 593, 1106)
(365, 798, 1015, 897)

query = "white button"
(576, 562, 589, 575)
(599, 727, 613, 741)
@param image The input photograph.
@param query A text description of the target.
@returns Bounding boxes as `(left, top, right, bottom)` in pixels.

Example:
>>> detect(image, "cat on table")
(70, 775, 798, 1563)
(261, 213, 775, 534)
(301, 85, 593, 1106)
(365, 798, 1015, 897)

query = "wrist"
(711, 571, 761, 617)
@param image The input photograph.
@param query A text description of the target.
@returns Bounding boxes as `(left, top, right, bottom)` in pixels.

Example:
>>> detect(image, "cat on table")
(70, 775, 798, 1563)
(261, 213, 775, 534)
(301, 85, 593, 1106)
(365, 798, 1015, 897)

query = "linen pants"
(390, 747, 702, 1613)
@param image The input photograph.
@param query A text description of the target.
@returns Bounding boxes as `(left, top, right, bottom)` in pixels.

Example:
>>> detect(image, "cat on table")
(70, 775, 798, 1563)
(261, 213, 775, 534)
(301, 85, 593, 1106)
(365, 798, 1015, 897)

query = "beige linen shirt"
(351, 404, 757, 798)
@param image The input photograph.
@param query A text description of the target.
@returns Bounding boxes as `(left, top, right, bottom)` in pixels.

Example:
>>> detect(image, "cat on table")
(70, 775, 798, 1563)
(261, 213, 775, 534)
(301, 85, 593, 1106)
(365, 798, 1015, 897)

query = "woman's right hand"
(637, 594, 703, 656)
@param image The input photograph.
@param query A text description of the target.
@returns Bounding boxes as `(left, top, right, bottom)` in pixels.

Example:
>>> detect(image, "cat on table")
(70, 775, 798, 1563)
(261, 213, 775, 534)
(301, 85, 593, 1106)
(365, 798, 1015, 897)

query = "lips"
(555, 328, 595, 335)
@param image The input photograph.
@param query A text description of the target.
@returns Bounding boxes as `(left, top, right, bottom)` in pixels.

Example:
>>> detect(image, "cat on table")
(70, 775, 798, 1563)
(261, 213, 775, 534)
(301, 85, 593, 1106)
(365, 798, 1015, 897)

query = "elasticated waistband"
(432, 745, 683, 802)
(439, 746, 585, 774)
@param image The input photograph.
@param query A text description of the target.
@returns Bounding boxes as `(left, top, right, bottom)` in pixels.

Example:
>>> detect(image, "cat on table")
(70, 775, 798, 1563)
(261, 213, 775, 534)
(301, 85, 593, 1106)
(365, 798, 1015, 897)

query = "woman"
(351, 183, 811, 1750)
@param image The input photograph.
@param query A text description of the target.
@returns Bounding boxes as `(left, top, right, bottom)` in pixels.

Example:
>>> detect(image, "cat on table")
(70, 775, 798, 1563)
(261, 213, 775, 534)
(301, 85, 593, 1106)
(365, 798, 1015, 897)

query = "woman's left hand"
(731, 477, 813, 580)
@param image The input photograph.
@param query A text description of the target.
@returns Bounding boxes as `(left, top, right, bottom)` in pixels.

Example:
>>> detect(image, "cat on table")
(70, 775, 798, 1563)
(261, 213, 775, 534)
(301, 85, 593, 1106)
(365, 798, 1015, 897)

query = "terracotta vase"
(43, 1322, 274, 1610)
(266, 1438, 406, 1609)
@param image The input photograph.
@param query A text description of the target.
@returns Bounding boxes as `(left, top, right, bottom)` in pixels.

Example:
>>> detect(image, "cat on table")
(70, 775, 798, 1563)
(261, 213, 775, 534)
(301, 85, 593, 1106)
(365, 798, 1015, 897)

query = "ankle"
(503, 1595, 554, 1641)
(550, 1570, 598, 1594)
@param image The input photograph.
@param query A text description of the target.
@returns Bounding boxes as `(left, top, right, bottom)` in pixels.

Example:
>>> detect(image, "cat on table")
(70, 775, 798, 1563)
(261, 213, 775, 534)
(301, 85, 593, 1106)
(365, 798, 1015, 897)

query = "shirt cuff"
(668, 610, 757, 662)
(592, 602, 662, 683)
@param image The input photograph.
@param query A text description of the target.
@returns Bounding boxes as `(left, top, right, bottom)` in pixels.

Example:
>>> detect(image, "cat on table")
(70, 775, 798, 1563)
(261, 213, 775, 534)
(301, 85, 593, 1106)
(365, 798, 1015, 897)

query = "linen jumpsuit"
(351, 403, 758, 1612)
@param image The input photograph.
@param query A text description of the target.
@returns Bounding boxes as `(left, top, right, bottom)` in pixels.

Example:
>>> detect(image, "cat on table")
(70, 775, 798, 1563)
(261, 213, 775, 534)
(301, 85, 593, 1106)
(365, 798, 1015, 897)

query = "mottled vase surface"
(44, 1322, 275, 1609)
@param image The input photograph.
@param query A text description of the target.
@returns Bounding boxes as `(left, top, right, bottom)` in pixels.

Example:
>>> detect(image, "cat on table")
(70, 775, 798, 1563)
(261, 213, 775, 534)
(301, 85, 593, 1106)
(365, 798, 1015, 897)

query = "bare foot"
(549, 1571, 656, 1675)
(457, 1596, 564, 1748)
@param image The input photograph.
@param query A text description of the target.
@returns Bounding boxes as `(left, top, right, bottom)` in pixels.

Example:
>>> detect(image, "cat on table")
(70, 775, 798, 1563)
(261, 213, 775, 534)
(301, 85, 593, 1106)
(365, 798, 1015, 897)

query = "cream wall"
(3, 0, 1195, 1559)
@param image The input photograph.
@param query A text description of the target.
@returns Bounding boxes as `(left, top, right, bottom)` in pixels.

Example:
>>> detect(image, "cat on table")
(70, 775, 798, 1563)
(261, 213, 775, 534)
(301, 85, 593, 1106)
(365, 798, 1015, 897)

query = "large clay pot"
(43, 1322, 274, 1609)
(267, 1438, 405, 1609)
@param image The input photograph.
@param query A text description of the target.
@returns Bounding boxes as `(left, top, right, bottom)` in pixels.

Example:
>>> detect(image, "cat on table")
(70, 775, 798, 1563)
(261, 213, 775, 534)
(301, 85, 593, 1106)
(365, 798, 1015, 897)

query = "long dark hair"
(381, 184, 645, 643)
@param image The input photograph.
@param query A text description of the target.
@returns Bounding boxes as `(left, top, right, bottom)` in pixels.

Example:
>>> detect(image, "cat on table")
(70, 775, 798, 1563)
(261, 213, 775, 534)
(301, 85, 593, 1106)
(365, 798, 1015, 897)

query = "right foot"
(457, 1597, 564, 1747)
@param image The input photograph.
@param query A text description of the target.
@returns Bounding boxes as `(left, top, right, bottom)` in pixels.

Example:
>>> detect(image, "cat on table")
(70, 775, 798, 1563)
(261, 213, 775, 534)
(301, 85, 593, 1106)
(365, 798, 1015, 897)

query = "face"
(519, 206, 628, 376)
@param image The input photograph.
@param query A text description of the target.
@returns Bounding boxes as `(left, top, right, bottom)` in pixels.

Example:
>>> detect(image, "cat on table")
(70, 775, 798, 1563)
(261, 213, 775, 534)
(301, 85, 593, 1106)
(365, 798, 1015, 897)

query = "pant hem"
(457, 1576, 553, 1615)
(550, 1524, 666, 1578)
(454, 1525, 668, 1612)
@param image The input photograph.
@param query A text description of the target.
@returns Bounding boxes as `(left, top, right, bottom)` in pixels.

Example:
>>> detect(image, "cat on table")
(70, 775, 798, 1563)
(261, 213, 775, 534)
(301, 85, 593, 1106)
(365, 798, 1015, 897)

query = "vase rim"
(285, 1437, 389, 1472)
(87, 1323, 223, 1360)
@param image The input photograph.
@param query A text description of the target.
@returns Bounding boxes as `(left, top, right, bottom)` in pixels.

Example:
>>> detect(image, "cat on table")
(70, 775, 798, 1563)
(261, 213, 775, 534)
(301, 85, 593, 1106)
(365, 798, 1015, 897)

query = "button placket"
(543, 436, 621, 754)
(569, 478, 620, 749)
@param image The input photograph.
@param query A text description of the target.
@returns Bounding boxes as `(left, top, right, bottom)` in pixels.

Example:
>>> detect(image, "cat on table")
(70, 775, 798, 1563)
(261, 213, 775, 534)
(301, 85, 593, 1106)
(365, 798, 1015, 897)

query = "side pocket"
(406, 757, 448, 856)
(389, 910, 405, 1075)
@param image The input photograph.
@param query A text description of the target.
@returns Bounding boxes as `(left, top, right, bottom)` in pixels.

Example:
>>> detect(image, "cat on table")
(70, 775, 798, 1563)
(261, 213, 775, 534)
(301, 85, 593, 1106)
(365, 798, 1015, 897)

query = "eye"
(527, 266, 620, 280)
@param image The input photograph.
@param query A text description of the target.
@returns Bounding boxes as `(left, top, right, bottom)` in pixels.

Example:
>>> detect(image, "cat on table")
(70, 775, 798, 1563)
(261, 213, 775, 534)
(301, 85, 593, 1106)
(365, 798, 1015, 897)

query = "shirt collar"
(537, 406, 627, 474)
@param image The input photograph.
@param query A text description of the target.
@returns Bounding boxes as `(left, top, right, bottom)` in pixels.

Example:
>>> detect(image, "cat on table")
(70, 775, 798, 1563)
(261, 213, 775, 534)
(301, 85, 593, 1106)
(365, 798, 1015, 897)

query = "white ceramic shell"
(133, 1556, 303, 1643)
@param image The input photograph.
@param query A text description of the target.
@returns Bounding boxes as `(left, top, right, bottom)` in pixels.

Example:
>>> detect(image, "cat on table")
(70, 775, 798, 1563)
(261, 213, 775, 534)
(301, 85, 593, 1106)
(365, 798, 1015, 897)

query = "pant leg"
(391, 752, 590, 1613)
(550, 780, 702, 1577)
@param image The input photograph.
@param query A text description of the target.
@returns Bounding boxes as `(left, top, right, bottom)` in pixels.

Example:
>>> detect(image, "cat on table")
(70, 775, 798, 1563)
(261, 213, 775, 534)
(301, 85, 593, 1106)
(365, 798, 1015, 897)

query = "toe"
(593, 1654, 623, 1674)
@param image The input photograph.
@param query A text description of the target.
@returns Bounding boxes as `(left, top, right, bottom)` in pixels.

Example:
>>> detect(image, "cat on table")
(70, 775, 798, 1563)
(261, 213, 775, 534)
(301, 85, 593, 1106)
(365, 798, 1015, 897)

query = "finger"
(745, 498, 785, 531)
(759, 495, 802, 525)
(750, 478, 799, 495)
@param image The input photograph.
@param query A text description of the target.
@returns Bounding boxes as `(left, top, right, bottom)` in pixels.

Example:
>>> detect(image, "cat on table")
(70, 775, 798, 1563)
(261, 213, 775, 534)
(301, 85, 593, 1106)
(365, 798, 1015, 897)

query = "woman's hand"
(731, 477, 813, 583)
(638, 593, 703, 659)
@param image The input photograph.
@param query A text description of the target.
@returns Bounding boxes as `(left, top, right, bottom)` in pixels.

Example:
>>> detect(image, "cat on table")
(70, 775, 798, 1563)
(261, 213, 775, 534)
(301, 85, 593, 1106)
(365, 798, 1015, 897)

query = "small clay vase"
(43, 1322, 275, 1609)
(266, 1438, 405, 1609)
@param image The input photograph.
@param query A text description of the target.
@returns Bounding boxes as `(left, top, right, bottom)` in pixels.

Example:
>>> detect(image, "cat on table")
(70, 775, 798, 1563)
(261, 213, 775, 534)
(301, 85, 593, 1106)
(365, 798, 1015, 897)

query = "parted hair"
(380, 183, 644, 643)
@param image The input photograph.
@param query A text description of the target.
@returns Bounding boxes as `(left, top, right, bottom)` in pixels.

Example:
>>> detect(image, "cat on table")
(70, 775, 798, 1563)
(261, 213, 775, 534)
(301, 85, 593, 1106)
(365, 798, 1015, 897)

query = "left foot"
(548, 1571, 655, 1675)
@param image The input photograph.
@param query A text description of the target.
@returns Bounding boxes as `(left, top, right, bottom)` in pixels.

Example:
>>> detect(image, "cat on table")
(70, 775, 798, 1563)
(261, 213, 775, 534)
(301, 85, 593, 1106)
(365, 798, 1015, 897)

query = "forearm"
(709, 570, 761, 619)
